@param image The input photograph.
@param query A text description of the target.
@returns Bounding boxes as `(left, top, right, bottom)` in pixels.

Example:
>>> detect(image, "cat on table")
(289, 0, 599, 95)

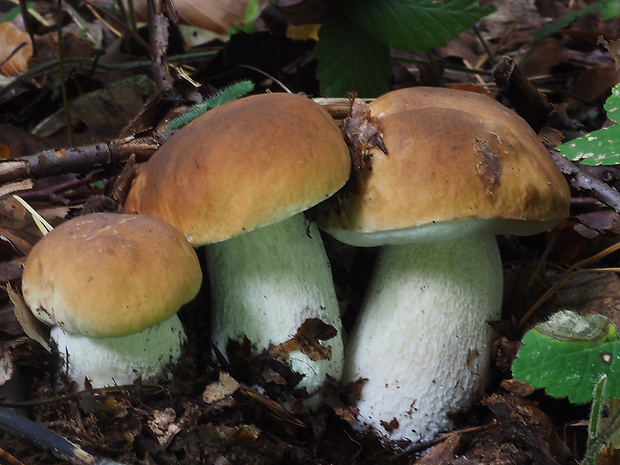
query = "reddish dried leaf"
(132, 0, 269, 35)
(483, 392, 573, 465)
(0, 22, 32, 77)
(268, 318, 337, 363)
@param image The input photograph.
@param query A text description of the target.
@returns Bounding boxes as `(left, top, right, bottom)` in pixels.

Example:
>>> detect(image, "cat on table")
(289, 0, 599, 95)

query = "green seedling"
(513, 310, 620, 403)
(167, 80, 254, 130)
(558, 82, 620, 166)
(513, 310, 620, 463)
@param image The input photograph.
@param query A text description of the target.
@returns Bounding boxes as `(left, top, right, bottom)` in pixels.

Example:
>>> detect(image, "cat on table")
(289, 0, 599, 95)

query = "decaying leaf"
(148, 407, 182, 447)
(0, 22, 32, 77)
(342, 94, 386, 176)
(483, 392, 573, 465)
(268, 318, 337, 363)
(6, 283, 51, 353)
(132, 0, 269, 35)
(203, 371, 240, 405)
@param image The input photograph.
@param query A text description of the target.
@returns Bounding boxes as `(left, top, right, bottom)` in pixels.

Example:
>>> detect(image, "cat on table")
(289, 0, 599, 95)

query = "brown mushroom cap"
(22, 213, 202, 338)
(317, 87, 571, 245)
(123, 92, 351, 245)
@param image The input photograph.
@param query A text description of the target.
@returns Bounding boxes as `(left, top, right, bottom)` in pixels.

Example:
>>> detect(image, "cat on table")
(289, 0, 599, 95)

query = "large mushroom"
(123, 93, 351, 398)
(21, 213, 202, 390)
(316, 87, 571, 443)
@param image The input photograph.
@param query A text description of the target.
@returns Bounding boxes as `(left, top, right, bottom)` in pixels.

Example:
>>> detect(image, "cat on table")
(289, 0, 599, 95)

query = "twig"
(553, 152, 620, 213)
(492, 56, 555, 132)
(57, 0, 74, 147)
(147, 0, 176, 97)
(0, 134, 169, 190)
(0, 406, 124, 465)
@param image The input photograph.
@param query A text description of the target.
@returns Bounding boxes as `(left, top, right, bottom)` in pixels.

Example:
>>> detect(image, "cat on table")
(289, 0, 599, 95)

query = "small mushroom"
(123, 93, 351, 399)
(21, 213, 202, 390)
(316, 87, 571, 443)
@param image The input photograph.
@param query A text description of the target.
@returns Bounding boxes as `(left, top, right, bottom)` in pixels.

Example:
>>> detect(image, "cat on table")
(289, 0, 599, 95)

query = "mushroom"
(21, 213, 202, 390)
(123, 93, 351, 398)
(316, 87, 571, 443)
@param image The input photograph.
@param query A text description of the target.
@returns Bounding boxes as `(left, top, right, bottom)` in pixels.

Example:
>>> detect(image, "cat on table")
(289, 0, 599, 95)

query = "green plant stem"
(582, 396, 620, 464)
(589, 374, 607, 440)
(472, 25, 497, 67)
(57, 0, 74, 147)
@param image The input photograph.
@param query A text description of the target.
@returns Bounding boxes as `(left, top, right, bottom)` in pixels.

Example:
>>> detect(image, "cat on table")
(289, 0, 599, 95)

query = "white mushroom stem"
(205, 213, 344, 396)
(344, 235, 503, 444)
(52, 315, 186, 390)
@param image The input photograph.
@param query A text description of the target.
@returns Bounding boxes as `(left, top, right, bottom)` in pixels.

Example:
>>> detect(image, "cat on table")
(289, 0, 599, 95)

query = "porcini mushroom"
(21, 213, 202, 390)
(316, 87, 571, 443)
(123, 93, 351, 398)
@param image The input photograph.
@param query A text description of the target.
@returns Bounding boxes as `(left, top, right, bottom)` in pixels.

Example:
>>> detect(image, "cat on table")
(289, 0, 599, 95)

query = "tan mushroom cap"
(317, 87, 571, 245)
(22, 213, 202, 338)
(123, 92, 352, 245)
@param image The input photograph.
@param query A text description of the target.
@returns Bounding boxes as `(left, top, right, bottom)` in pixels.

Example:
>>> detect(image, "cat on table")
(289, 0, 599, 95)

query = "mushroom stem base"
(52, 314, 186, 391)
(205, 213, 344, 397)
(344, 235, 503, 444)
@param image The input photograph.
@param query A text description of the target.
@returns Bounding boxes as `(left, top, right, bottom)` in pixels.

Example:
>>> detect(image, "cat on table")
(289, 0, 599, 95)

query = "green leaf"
(315, 13, 391, 98)
(344, 0, 494, 52)
(557, 83, 620, 166)
(603, 0, 620, 19)
(512, 310, 620, 404)
(244, 0, 260, 23)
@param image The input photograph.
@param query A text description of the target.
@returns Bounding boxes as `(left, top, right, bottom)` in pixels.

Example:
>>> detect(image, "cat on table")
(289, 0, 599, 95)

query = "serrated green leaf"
(315, 13, 391, 98)
(344, 0, 494, 52)
(557, 83, 620, 166)
(512, 311, 620, 404)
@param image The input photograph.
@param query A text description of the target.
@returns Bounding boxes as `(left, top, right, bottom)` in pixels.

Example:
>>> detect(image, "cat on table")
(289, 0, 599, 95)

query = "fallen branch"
(0, 134, 168, 189)
(553, 152, 620, 213)
(0, 405, 125, 465)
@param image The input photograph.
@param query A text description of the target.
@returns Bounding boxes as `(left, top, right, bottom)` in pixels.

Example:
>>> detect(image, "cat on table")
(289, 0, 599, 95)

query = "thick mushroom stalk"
(344, 236, 502, 442)
(51, 315, 186, 390)
(206, 213, 344, 395)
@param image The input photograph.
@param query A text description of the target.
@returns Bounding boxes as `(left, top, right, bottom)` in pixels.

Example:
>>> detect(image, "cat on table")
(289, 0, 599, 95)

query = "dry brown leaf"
(133, 0, 269, 35)
(0, 22, 32, 77)
(5, 283, 51, 353)
(268, 318, 336, 363)
(202, 371, 240, 404)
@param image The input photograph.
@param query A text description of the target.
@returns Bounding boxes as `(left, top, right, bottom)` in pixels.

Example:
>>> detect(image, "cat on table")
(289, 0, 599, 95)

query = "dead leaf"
(268, 318, 337, 363)
(5, 283, 51, 353)
(343, 96, 386, 174)
(132, 0, 270, 35)
(0, 124, 53, 158)
(483, 392, 573, 465)
(417, 432, 462, 464)
(0, 22, 32, 77)
(203, 371, 240, 405)
(148, 407, 182, 447)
